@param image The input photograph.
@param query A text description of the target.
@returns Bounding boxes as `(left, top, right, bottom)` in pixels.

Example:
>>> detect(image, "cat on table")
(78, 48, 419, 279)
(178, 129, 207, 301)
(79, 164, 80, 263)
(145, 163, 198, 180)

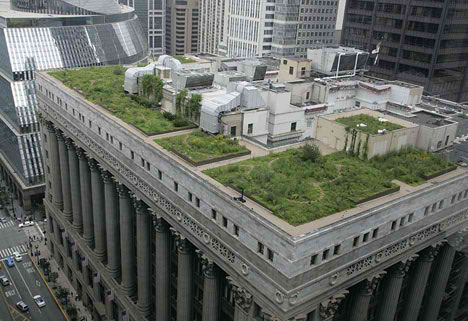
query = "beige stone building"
(166, 0, 199, 55)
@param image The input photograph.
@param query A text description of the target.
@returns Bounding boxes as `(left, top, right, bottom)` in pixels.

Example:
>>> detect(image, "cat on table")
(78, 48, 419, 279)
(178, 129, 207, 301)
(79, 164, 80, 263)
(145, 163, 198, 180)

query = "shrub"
(112, 67, 123, 75)
(174, 116, 189, 127)
(163, 111, 176, 121)
(301, 144, 321, 163)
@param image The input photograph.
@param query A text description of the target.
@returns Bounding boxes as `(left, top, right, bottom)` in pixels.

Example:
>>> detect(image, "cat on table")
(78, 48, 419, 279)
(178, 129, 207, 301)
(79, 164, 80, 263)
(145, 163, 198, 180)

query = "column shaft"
(118, 185, 136, 295)
(377, 263, 407, 321)
(349, 279, 377, 321)
(177, 237, 192, 321)
(58, 135, 72, 220)
(448, 252, 468, 321)
(420, 244, 456, 321)
(90, 160, 106, 261)
(78, 150, 94, 248)
(136, 201, 152, 316)
(202, 262, 220, 321)
(68, 142, 82, 233)
(48, 126, 63, 209)
(155, 218, 170, 321)
(103, 172, 120, 279)
(401, 248, 436, 321)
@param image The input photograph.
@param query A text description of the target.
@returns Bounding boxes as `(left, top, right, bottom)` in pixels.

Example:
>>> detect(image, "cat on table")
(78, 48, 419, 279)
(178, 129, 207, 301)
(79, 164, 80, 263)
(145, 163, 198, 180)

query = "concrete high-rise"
(165, 0, 199, 56)
(342, 0, 468, 102)
(219, 0, 338, 58)
(198, 0, 225, 55)
(0, 0, 147, 215)
(119, 0, 166, 56)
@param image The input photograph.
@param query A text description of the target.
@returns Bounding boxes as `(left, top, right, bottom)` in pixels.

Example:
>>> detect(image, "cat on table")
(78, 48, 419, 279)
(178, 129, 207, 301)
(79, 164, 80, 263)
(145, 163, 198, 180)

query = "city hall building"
(36, 66, 468, 321)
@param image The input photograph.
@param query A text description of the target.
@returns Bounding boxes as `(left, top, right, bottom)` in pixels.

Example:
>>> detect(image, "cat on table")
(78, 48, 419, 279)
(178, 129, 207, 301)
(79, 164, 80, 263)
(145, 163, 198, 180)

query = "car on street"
(33, 295, 46, 308)
(16, 301, 29, 312)
(0, 217, 7, 223)
(0, 276, 9, 286)
(18, 221, 34, 228)
(13, 251, 22, 262)
(6, 256, 14, 267)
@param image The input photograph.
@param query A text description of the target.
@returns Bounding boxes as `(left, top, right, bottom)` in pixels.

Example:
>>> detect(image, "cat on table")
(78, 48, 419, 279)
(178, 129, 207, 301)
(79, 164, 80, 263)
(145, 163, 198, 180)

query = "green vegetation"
(369, 147, 456, 186)
(174, 56, 197, 64)
(204, 147, 455, 225)
(142, 74, 164, 105)
(458, 113, 468, 119)
(49, 66, 193, 135)
(336, 114, 404, 135)
(155, 131, 249, 162)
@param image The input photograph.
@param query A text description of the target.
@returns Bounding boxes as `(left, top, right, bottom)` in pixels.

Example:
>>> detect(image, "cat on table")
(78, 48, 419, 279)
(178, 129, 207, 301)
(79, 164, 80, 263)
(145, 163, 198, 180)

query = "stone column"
(103, 171, 120, 279)
(47, 124, 63, 210)
(401, 247, 438, 321)
(72, 245, 80, 270)
(57, 133, 72, 221)
(118, 185, 136, 295)
(135, 200, 152, 317)
(53, 218, 61, 245)
(377, 261, 411, 321)
(230, 280, 253, 321)
(89, 159, 106, 262)
(202, 257, 220, 321)
(420, 243, 456, 321)
(67, 140, 82, 232)
(176, 233, 193, 321)
(448, 250, 468, 321)
(155, 217, 170, 321)
(78, 149, 94, 248)
(349, 277, 380, 321)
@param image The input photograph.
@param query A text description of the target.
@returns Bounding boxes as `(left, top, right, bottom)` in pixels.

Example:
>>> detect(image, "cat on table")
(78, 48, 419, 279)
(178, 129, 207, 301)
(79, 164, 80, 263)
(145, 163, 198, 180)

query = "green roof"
(336, 114, 404, 134)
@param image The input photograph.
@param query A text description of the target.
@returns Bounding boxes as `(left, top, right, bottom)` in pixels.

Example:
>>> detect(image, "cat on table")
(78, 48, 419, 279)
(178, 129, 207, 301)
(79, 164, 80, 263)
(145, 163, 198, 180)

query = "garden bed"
(49, 66, 193, 135)
(155, 131, 250, 166)
(203, 147, 455, 226)
(336, 114, 403, 134)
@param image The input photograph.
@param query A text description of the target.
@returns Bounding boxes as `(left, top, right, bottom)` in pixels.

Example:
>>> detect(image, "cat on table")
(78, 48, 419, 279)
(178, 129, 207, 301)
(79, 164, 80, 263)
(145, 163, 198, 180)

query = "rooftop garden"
(203, 146, 455, 225)
(155, 131, 250, 166)
(174, 56, 197, 64)
(336, 114, 404, 134)
(49, 66, 193, 136)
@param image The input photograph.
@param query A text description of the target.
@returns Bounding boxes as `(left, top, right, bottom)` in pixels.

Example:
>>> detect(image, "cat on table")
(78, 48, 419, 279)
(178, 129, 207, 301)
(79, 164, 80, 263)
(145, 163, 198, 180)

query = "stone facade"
(36, 70, 468, 321)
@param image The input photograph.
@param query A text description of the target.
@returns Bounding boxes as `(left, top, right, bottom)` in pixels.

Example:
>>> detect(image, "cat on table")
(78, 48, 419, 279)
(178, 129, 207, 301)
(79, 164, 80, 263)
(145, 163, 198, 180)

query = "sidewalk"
(33, 225, 93, 321)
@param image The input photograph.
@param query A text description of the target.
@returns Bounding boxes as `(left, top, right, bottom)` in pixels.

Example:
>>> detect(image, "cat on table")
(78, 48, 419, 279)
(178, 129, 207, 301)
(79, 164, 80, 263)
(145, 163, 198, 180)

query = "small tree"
(141, 75, 164, 106)
(176, 89, 188, 116)
(49, 271, 59, 283)
(189, 94, 202, 122)
(301, 144, 321, 163)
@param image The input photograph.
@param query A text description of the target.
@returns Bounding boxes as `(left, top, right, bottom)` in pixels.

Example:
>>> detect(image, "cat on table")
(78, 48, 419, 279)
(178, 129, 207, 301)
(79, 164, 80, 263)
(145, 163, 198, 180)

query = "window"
(333, 244, 341, 255)
(188, 192, 193, 202)
(131, 151, 135, 160)
(283, 59, 288, 65)
(437, 141, 442, 149)
(458, 192, 463, 201)
(146, 162, 150, 171)
(174, 182, 179, 192)
(445, 135, 450, 145)
(452, 195, 457, 204)
(248, 123, 253, 134)
(119, 142, 122, 151)
(400, 216, 406, 227)
(110, 136, 114, 144)
(372, 228, 379, 239)
(431, 203, 437, 212)
(196, 197, 200, 208)
(353, 236, 359, 247)
(363, 232, 369, 243)
(322, 249, 330, 260)
(267, 249, 274, 262)
(45, 150, 49, 159)
(291, 122, 297, 131)
(98, 127, 101, 135)
(158, 170, 162, 180)
(43, 134, 47, 142)
(89, 120, 92, 128)
(234, 225, 239, 236)
(439, 200, 444, 209)
(408, 213, 414, 223)
(306, 92, 310, 100)
(355, 101, 361, 108)
(222, 216, 228, 228)
(257, 242, 264, 254)
(310, 254, 318, 265)
(230, 126, 237, 136)
(211, 209, 217, 220)
(289, 66, 294, 75)
(106, 133, 109, 141)
(465, 190, 468, 198)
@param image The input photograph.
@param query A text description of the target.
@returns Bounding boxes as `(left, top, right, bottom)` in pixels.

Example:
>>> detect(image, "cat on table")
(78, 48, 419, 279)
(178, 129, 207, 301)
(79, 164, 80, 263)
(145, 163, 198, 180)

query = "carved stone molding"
(447, 232, 465, 251)
(75, 147, 87, 161)
(65, 138, 75, 151)
(319, 290, 348, 320)
(228, 277, 253, 313)
(116, 184, 129, 199)
(46, 121, 55, 132)
(101, 171, 114, 184)
(359, 273, 384, 296)
(55, 128, 64, 140)
(421, 245, 440, 262)
(200, 253, 216, 278)
(88, 158, 100, 173)
(171, 228, 191, 254)
(153, 216, 168, 233)
(133, 198, 149, 216)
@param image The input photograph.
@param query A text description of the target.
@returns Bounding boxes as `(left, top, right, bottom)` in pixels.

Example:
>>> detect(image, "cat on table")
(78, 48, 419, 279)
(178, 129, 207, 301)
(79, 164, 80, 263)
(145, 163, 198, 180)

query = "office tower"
(37, 58, 468, 321)
(119, 0, 166, 57)
(166, 0, 199, 55)
(219, 0, 338, 58)
(342, 0, 468, 102)
(0, 0, 147, 215)
(198, 0, 225, 54)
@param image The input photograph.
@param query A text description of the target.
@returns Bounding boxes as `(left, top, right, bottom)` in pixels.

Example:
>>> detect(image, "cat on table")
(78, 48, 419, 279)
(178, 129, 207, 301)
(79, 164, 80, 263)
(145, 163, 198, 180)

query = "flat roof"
(388, 110, 455, 128)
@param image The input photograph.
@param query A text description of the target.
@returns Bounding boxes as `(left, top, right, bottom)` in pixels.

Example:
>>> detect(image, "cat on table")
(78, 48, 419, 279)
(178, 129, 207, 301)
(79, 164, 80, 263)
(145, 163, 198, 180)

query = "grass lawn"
(336, 114, 404, 134)
(203, 147, 454, 226)
(49, 66, 191, 135)
(155, 131, 249, 163)
(173, 56, 197, 64)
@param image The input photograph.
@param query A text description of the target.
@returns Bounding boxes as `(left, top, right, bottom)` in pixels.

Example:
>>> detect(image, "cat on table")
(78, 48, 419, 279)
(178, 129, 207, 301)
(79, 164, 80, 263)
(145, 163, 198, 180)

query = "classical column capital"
(197, 251, 216, 278)
(421, 245, 440, 262)
(76, 148, 88, 161)
(88, 159, 100, 173)
(392, 258, 414, 278)
(153, 216, 168, 233)
(359, 274, 383, 295)
(101, 171, 114, 184)
(447, 232, 465, 251)
(56, 128, 65, 140)
(176, 235, 190, 254)
(46, 121, 55, 132)
(65, 138, 75, 151)
(319, 291, 349, 320)
(228, 278, 253, 313)
(116, 184, 129, 198)
(133, 199, 149, 215)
